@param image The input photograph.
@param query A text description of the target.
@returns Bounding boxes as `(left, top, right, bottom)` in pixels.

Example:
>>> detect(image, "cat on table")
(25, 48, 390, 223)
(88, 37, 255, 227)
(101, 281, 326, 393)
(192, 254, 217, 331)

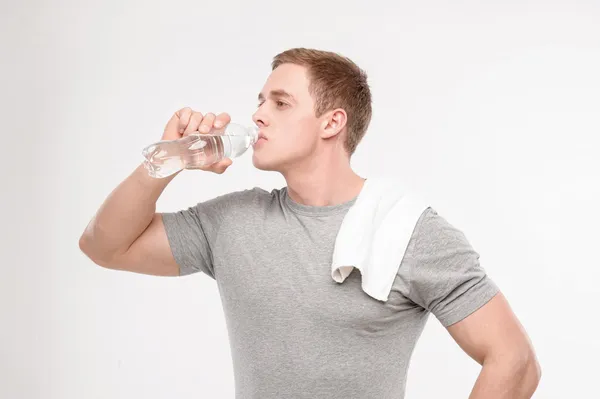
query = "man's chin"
(252, 156, 277, 172)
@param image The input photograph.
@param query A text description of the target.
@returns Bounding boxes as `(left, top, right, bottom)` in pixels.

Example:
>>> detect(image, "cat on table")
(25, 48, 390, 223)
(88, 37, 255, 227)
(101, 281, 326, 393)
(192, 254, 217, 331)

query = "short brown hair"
(272, 48, 372, 156)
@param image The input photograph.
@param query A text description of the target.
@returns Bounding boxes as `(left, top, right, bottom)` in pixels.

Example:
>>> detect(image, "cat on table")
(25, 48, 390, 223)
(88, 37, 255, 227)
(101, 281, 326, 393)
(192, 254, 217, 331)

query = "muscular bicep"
(111, 214, 179, 276)
(446, 291, 533, 365)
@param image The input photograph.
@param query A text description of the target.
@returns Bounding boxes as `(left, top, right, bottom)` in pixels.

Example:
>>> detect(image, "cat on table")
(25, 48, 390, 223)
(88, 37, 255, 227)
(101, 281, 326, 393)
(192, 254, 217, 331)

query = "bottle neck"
(247, 126, 259, 144)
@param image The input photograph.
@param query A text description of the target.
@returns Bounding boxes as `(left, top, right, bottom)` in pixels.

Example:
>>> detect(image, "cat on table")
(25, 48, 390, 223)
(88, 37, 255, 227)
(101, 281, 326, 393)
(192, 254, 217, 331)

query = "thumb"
(212, 158, 233, 174)
(220, 158, 233, 170)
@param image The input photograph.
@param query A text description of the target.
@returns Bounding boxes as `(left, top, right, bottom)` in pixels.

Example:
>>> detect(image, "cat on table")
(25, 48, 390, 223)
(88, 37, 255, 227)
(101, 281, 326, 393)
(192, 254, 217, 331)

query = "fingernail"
(214, 121, 222, 128)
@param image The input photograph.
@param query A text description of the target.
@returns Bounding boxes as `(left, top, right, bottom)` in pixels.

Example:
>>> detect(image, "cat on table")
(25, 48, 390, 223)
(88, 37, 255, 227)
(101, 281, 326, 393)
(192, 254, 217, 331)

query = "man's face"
(251, 63, 322, 173)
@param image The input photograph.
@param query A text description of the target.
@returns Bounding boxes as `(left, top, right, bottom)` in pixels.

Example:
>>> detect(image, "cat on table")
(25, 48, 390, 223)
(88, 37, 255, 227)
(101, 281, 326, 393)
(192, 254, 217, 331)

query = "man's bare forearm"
(469, 355, 541, 399)
(79, 163, 178, 263)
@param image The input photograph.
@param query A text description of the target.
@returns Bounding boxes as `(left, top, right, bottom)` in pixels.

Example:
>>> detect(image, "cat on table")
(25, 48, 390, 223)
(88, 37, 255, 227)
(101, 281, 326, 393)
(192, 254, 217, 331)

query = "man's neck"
(282, 155, 366, 207)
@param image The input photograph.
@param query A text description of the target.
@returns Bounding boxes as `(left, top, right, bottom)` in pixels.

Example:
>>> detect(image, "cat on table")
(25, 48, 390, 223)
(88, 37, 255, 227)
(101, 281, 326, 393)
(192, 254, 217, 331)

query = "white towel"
(331, 177, 430, 302)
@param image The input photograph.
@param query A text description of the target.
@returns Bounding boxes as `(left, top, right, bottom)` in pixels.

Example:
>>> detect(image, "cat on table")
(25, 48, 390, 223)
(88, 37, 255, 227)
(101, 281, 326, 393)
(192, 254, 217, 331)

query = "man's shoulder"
(409, 207, 475, 257)
(200, 185, 282, 211)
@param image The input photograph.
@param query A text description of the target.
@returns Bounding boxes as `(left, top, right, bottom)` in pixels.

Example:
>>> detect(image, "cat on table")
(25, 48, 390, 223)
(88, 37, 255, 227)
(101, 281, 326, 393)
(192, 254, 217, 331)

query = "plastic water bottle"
(142, 123, 258, 178)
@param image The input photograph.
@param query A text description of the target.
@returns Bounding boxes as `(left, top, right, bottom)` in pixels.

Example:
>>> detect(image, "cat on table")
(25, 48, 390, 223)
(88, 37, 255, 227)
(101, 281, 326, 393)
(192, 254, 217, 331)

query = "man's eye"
(256, 101, 287, 108)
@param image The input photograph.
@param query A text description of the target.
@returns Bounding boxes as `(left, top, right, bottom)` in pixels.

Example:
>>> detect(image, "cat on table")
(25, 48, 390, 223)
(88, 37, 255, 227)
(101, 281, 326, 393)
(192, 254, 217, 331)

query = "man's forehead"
(260, 65, 308, 96)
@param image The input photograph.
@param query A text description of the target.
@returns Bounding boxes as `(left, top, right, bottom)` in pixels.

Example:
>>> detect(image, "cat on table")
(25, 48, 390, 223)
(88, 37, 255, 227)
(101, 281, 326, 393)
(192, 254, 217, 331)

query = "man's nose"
(252, 107, 268, 127)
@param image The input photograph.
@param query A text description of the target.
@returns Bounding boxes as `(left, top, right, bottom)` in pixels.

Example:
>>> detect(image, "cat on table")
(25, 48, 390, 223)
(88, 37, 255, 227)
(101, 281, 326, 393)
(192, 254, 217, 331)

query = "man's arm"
(446, 292, 542, 399)
(79, 109, 233, 275)
(79, 163, 181, 275)
(397, 207, 541, 397)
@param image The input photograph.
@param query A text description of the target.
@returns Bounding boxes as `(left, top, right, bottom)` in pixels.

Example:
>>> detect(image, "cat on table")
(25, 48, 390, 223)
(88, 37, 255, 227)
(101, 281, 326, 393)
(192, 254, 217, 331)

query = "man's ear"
(320, 108, 348, 139)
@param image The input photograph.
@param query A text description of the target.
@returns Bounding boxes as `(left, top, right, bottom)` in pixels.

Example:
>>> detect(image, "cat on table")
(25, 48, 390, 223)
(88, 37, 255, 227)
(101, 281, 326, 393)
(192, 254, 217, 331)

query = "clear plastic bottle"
(142, 123, 258, 178)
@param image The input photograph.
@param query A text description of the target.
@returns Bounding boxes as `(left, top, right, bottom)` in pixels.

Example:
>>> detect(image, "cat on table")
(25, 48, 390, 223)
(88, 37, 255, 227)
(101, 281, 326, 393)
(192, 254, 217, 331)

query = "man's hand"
(162, 107, 233, 174)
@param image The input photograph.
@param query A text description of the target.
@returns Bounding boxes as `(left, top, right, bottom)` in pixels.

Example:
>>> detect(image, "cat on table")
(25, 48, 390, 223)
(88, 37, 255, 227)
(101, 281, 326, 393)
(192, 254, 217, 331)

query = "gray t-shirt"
(161, 186, 499, 399)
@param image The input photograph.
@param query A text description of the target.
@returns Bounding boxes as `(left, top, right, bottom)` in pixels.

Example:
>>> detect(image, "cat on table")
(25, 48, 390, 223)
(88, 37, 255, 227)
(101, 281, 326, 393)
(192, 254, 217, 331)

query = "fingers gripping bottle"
(142, 123, 259, 178)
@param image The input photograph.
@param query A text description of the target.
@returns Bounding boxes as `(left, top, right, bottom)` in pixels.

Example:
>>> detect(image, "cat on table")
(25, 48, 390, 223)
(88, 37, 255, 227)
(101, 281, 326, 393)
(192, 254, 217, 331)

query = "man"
(79, 48, 541, 398)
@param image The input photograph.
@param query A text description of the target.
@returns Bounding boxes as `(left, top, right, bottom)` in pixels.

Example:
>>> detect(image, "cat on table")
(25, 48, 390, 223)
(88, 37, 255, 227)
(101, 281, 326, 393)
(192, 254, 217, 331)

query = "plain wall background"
(2, 0, 599, 398)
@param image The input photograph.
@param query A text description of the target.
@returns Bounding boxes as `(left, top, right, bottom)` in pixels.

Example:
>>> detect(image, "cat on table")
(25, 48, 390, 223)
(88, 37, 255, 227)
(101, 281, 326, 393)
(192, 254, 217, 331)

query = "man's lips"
(254, 133, 268, 146)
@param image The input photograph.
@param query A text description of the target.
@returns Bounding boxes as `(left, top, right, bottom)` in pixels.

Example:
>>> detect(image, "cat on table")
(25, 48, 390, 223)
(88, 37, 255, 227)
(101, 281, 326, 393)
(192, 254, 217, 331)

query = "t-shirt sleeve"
(396, 207, 500, 327)
(160, 192, 239, 279)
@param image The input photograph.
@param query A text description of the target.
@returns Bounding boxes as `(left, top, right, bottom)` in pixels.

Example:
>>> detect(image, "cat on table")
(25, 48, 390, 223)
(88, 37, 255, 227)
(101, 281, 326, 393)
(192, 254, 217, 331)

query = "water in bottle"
(142, 123, 258, 178)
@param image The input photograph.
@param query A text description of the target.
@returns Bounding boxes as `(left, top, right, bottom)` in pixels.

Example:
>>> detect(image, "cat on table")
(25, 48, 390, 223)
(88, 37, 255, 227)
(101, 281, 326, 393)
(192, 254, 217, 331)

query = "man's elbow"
(79, 234, 119, 269)
(523, 351, 542, 393)
(483, 345, 541, 397)
(507, 348, 542, 397)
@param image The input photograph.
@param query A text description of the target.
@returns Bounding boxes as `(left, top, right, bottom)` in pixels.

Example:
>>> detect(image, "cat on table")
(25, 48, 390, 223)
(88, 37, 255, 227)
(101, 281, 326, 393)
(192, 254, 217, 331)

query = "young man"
(79, 48, 541, 398)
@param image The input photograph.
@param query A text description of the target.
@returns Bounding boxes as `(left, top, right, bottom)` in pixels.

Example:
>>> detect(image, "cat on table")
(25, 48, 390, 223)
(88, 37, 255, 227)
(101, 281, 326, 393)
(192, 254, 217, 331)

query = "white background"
(2, 0, 599, 398)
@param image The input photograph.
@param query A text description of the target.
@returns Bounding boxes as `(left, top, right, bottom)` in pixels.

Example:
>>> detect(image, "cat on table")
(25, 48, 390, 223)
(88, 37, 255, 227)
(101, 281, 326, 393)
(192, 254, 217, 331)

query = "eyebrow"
(257, 89, 296, 103)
